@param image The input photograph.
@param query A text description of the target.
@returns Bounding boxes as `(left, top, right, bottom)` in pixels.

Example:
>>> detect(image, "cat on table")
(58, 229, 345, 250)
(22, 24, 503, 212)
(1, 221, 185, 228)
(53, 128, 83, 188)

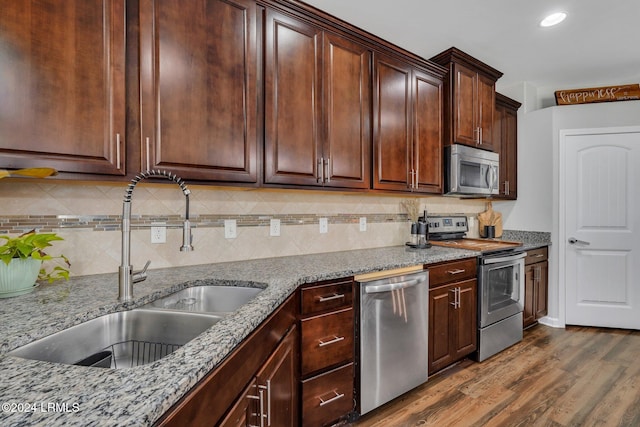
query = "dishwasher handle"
(363, 274, 427, 294)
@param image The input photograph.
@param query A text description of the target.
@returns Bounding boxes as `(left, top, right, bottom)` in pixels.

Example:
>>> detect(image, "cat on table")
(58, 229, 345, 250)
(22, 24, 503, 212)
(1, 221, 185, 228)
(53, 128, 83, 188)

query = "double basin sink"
(8, 284, 264, 369)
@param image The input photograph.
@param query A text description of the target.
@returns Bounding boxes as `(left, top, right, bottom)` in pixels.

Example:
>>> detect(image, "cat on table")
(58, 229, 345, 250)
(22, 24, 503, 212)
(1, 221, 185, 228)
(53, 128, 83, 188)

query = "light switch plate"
(359, 217, 367, 232)
(319, 217, 328, 234)
(224, 219, 237, 239)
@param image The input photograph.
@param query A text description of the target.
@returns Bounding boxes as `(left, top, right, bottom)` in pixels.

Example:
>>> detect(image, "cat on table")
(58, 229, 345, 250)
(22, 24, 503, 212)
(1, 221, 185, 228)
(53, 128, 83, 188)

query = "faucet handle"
(132, 260, 151, 284)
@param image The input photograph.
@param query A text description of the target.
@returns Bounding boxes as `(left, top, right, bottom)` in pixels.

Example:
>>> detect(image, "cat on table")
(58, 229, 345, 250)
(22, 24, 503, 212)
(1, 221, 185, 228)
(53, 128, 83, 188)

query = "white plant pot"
(0, 258, 42, 298)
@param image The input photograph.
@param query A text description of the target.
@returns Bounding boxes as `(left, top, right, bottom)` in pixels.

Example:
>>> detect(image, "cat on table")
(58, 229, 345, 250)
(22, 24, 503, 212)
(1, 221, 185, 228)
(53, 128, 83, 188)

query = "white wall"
(506, 100, 640, 327)
(550, 100, 640, 327)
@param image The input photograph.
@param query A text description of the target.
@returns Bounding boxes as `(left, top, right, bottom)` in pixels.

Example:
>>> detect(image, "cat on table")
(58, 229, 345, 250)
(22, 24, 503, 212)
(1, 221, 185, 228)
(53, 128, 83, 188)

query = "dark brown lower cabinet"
(429, 279, 477, 375)
(301, 363, 354, 427)
(524, 247, 549, 328)
(299, 278, 355, 426)
(155, 294, 297, 427)
(220, 326, 298, 427)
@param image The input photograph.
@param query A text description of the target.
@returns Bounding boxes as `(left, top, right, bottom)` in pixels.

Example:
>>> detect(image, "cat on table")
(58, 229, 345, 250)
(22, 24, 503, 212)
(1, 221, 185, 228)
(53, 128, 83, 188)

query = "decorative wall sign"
(555, 84, 640, 105)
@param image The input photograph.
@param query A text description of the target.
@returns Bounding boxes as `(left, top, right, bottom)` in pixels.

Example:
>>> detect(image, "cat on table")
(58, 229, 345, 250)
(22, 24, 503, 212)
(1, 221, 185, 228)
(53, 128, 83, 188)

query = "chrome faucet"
(119, 170, 193, 301)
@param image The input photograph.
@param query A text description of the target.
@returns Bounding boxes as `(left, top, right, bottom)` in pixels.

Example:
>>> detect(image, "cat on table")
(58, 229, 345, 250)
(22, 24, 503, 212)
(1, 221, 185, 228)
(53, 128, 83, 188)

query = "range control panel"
(427, 215, 468, 234)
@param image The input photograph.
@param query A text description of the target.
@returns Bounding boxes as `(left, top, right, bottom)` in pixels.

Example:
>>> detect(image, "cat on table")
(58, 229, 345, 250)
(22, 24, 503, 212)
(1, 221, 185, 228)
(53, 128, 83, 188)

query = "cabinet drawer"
(301, 308, 353, 376)
(301, 280, 353, 315)
(428, 258, 477, 287)
(525, 247, 548, 264)
(302, 363, 354, 427)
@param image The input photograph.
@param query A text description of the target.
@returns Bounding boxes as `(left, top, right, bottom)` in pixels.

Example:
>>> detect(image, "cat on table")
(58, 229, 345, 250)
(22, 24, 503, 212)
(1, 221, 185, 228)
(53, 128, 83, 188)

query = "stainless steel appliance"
(428, 216, 526, 362)
(357, 269, 429, 415)
(477, 251, 526, 361)
(445, 144, 499, 196)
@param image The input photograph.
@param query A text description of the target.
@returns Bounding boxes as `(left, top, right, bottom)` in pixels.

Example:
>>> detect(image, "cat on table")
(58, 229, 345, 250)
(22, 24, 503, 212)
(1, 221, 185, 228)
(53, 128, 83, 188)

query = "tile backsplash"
(0, 180, 489, 276)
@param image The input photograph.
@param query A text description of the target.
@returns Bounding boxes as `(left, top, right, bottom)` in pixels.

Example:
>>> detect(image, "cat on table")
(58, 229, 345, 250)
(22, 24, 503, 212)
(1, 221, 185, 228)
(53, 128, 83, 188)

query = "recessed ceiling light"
(540, 12, 567, 27)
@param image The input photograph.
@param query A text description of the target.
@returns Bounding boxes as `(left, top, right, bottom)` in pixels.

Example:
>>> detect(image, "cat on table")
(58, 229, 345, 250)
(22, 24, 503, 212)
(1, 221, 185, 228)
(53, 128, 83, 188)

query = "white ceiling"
(302, 0, 640, 97)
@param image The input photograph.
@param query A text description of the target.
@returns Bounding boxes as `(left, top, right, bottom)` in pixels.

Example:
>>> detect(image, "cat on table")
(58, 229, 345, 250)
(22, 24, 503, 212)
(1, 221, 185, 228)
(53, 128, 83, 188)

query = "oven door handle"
(482, 252, 527, 265)
(364, 275, 427, 294)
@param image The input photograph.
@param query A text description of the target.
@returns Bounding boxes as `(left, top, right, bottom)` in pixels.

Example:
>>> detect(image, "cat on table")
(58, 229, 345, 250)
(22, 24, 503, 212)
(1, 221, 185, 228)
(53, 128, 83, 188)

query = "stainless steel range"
(428, 215, 527, 362)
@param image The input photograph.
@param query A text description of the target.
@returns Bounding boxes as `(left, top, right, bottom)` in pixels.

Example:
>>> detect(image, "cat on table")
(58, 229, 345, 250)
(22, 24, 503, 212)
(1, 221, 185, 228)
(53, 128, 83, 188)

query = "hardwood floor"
(348, 325, 640, 427)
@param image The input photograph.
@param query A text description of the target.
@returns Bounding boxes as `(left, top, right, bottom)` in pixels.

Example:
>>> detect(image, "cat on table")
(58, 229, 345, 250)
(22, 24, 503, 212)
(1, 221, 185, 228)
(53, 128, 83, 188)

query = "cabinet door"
(453, 279, 477, 359)
(428, 284, 455, 375)
(477, 74, 496, 150)
(373, 54, 412, 191)
(413, 68, 443, 194)
(139, 0, 257, 181)
(264, 10, 322, 185)
(452, 63, 477, 147)
(218, 379, 259, 427)
(255, 325, 298, 427)
(523, 264, 536, 328)
(535, 261, 549, 319)
(0, 0, 125, 175)
(322, 33, 371, 189)
(502, 107, 518, 198)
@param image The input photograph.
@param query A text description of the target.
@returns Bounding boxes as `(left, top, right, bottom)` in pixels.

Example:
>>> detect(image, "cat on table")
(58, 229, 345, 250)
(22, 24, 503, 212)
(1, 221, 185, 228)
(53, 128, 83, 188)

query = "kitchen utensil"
(478, 202, 503, 238)
(484, 225, 496, 238)
(0, 168, 58, 179)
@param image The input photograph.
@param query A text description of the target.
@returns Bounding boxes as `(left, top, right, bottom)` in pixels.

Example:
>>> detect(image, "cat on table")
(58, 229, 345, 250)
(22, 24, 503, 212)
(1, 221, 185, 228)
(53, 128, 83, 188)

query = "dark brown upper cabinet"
(430, 47, 502, 152)
(494, 93, 521, 199)
(0, 0, 126, 175)
(373, 53, 444, 193)
(139, 0, 258, 182)
(264, 9, 371, 189)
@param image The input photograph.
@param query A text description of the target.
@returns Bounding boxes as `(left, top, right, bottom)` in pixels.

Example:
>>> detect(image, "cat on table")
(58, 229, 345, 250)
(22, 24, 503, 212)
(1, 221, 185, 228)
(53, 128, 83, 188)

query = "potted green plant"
(0, 230, 70, 298)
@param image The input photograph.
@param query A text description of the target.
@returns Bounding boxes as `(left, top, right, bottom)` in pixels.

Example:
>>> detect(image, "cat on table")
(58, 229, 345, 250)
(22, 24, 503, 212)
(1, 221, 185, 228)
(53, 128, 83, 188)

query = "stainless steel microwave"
(445, 144, 499, 196)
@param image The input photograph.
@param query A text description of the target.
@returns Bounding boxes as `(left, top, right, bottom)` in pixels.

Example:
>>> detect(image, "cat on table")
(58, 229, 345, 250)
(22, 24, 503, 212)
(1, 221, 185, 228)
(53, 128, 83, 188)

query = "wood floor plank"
(347, 325, 640, 427)
(548, 362, 625, 425)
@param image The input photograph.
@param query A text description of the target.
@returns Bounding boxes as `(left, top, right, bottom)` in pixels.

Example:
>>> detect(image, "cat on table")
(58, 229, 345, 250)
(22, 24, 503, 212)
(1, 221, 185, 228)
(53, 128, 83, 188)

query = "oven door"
(479, 252, 526, 328)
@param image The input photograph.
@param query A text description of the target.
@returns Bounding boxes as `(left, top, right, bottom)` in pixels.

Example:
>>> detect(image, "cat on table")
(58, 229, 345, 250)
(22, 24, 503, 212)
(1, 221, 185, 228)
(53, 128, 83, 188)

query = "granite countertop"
(0, 231, 550, 426)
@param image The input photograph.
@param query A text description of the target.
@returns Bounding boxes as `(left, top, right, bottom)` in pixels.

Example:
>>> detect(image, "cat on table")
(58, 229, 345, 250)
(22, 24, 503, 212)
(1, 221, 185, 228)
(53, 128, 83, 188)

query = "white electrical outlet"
(151, 222, 166, 243)
(359, 217, 367, 232)
(270, 219, 281, 236)
(224, 219, 237, 239)
(319, 217, 328, 234)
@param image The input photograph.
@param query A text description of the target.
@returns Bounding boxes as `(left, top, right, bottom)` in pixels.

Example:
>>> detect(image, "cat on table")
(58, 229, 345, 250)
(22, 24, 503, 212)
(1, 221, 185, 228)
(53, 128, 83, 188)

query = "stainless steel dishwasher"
(357, 268, 429, 415)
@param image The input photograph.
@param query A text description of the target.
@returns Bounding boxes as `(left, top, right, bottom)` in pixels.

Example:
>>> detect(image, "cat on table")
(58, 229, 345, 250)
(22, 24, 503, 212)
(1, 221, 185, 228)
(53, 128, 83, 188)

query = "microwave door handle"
(486, 166, 496, 190)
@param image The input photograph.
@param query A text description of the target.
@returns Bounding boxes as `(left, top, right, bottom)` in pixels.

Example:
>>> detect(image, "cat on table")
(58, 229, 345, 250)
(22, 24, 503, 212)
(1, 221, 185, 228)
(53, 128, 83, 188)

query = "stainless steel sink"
(140, 285, 263, 314)
(8, 309, 221, 369)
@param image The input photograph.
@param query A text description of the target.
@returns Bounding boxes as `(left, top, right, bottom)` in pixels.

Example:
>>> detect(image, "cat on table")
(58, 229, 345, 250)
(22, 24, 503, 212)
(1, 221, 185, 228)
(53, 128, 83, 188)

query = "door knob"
(568, 237, 590, 245)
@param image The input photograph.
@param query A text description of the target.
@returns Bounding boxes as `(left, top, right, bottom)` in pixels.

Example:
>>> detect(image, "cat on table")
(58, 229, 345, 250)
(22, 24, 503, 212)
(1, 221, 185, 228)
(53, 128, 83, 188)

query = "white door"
(563, 127, 640, 329)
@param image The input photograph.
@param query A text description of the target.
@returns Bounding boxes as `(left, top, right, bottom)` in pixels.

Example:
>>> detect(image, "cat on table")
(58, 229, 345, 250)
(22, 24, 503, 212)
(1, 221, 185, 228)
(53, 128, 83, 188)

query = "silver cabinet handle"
(318, 336, 345, 347)
(247, 390, 261, 427)
(532, 254, 545, 258)
(145, 137, 151, 171)
(317, 293, 345, 303)
(258, 381, 271, 427)
(505, 180, 510, 196)
(449, 287, 460, 308)
(446, 269, 466, 275)
(116, 133, 121, 170)
(325, 157, 331, 183)
(318, 390, 345, 407)
(317, 157, 324, 183)
(248, 388, 266, 427)
(568, 237, 590, 245)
